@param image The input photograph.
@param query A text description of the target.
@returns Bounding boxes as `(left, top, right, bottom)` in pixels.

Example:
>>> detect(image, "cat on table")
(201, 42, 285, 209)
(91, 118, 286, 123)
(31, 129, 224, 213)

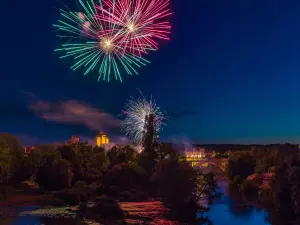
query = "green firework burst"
(53, 0, 150, 82)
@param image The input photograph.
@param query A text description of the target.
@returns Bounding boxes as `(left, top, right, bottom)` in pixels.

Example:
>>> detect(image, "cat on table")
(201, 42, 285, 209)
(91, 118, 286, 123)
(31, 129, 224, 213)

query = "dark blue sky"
(2, 0, 300, 144)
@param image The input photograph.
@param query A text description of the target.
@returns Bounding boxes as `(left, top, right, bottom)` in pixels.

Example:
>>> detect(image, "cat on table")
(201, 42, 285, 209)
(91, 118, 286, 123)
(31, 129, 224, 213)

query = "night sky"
(2, 0, 300, 145)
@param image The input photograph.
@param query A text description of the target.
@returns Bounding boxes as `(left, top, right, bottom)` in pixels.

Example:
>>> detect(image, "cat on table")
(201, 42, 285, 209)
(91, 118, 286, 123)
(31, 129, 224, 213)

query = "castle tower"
(96, 132, 110, 147)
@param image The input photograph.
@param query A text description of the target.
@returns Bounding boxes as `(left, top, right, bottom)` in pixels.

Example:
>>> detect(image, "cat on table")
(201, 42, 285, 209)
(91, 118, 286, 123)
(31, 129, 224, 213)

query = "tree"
(0, 134, 23, 183)
(52, 159, 74, 190)
(121, 145, 136, 162)
(14, 148, 44, 182)
(196, 172, 219, 203)
(93, 146, 105, 154)
(158, 143, 179, 160)
(150, 159, 218, 222)
(36, 152, 74, 191)
(255, 156, 272, 173)
(139, 114, 160, 174)
(0, 161, 12, 184)
(107, 145, 136, 167)
(288, 165, 300, 216)
(36, 150, 61, 190)
(83, 151, 109, 184)
(106, 162, 147, 190)
(226, 151, 255, 182)
(272, 162, 294, 218)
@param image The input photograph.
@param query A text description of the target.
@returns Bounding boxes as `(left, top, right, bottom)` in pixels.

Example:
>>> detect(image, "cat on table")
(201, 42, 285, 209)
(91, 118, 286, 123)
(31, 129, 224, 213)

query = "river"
(205, 180, 270, 225)
(1, 181, 271, 225)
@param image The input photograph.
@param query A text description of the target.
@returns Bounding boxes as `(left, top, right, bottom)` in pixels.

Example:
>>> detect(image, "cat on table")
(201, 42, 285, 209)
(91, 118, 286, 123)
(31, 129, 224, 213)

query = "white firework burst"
(120, 91, 167, 144)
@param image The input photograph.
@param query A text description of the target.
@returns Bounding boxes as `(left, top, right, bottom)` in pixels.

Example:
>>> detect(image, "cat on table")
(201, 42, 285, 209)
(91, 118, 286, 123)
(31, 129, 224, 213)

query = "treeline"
(0, 132, 218, 224)
(226, 144, 300, 224)
(196, 143, 299, 154)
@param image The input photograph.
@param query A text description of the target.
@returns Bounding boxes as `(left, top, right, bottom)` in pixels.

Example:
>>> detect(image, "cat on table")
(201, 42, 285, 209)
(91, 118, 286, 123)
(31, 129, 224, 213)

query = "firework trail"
(96, 0, 172, 56)
(120, 90, 167, 144)
(53, 0, 150, 82)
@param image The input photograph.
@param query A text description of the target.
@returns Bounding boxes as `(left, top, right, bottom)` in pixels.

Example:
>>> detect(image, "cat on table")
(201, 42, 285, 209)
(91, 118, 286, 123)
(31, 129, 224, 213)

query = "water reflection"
(205, 181, 270, 225)
(0, 181, 285, 225)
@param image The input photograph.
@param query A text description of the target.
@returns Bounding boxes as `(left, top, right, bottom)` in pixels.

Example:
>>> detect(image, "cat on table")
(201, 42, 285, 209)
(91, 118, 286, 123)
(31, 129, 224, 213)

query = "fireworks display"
(120, 91, 167, 144)
(53, 0, 172, 82)
(97, 0, 172, 56)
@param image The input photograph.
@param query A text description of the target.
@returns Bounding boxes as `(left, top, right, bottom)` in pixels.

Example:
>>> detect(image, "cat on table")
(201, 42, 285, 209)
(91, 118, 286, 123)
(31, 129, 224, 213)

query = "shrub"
(53, 187, 92, 205)
(258, 186, 273, 208)
(40, 195, 66, 206)
(95, 196, 125, 220)
(242, 179, 258, 195)
(131, 190, 149, 201)
(105, 185, 121, 198)
(232, 175, 242, 185)
(81, 195, 125, 222)
(54, 190, 81, 205)
(119, 191, 134, 201)
(73, 181, 86, 189)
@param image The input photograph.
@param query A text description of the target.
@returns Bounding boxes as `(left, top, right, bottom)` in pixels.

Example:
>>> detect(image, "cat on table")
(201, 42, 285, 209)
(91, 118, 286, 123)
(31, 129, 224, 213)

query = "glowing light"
(97, 0, 172, 56)
(127, 23, 136, 32)
(53, 0, 150, 82)
(78, 12, 85, 20)
(99, 37, 114, 54)
(120, 90, 167, 144)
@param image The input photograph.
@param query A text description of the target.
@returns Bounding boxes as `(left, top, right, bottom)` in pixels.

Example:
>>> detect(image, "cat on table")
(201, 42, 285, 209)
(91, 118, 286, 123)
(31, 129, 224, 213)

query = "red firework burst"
(96, 0, 172, 56)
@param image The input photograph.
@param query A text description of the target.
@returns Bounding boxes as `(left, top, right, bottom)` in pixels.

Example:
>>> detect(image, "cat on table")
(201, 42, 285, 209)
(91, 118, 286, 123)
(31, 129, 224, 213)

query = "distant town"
(24, 132, 110, 155)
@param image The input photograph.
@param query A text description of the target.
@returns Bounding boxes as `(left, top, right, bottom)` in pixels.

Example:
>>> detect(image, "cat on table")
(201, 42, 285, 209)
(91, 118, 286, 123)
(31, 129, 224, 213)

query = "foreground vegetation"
(0, 117, 218, 224)
(226, 143, 300, 224)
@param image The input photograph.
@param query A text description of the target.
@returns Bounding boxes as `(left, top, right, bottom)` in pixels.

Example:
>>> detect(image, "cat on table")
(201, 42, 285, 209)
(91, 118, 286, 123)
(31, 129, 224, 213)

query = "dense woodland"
(226, 144, 300, 224)
(0, 115, 218, 224)
(3, 113, 300, 224)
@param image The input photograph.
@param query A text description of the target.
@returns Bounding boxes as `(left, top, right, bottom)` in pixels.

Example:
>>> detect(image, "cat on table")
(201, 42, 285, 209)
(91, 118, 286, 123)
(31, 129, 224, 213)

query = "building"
(66, 135, 80, 145)
(185, 149, 205, 160)
(24, 146, 35, 156)
(96, 132, 110, 147)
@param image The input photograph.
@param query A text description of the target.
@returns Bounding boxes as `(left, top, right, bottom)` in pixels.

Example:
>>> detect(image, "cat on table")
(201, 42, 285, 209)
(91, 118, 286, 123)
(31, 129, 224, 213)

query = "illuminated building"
(24, 146, 35, 156)
(96, 132, 110, 147)
(185, 150, 205, 159)
(185, 149, 206, 167)
(66, 135, 80, 144)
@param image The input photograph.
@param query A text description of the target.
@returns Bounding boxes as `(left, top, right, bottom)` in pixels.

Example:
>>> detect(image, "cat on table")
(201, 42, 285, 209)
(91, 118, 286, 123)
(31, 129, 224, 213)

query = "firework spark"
(53, 0, 150, 82)
(120, 90, 167, 144)
(97, 0, 172, 56)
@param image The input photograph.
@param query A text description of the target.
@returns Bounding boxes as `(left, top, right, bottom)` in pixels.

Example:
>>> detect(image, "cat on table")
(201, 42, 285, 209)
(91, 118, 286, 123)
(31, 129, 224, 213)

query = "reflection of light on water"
(19, 207, 76, 218)
(204, 181, 270, 225)
(120, 201, 182, 224)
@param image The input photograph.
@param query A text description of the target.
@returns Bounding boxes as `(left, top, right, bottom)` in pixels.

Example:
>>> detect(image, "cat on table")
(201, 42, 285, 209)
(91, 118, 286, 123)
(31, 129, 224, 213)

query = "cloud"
(167, 110, 199, 120)
(29, 99, 120, 132)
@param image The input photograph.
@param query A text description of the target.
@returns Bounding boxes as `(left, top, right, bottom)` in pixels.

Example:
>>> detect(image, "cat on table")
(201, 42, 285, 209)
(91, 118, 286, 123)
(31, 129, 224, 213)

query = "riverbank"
(1, 180, 273, 225)
(0, 201, 184, 225)
(0, 192, 46, 206)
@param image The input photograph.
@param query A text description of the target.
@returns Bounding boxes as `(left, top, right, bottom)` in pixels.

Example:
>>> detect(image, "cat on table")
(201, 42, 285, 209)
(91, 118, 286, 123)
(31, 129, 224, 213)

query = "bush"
(95, 196, 125, 220)
(258, 186, 273, 208)
(105, 185, 121, 198)
(268, 166, 276, 173)
(73, 181, 86, 189)
(81, 195, 125, 222)
(131, 190, 149, 201)
(39, 195, 66, 206)
(95, 195, 115, 202)
(53, 187, 92, 205)
(119, 191, 134, 201)
(105, 163, 147, 191)
(54, 190, 81, 205)
(0, 185, 15, 202)
(232, 175, 242, 185)
(242, 179, 258, 195)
